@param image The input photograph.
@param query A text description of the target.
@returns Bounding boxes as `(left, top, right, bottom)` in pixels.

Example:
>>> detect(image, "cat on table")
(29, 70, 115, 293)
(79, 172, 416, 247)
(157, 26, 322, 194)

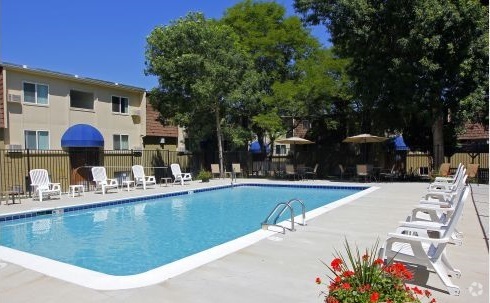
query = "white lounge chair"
(91, 166, 119, 194)
(380, 186, 469, 296)
(29, 169, 61, 202)
(428, 165, 465, 192)
(170, 163, 192, 185)
(397, 176, 468, 245)
(433, 163, 463, 183)
(132, 165, 156, 190)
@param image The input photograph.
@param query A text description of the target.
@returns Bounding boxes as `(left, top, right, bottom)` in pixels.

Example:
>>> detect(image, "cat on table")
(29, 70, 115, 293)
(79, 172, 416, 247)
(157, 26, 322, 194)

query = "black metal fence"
(0, 146, 487, 197)
(0, 148, 196, 196)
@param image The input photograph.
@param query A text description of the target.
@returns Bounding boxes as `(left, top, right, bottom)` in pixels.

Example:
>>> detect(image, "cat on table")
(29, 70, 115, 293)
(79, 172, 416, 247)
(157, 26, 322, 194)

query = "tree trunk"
(431, 113, 445, 173)
(215, 108, 224, 178)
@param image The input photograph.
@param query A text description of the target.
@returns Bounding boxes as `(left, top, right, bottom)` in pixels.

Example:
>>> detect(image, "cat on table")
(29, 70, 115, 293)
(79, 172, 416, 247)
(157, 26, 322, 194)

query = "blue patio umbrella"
(393, 135, 409, 151)
(249, 141, 271, 154)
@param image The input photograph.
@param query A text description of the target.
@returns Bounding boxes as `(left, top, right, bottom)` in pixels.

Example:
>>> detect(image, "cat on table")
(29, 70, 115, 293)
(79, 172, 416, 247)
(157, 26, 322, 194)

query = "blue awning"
(61, 124, 104, 147)
(249, 141, 270, 154)
(394, 135, 409, 151)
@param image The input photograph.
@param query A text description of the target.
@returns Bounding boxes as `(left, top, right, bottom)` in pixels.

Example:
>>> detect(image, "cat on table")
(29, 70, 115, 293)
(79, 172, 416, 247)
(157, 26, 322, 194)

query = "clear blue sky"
(1, 0, 330, 90)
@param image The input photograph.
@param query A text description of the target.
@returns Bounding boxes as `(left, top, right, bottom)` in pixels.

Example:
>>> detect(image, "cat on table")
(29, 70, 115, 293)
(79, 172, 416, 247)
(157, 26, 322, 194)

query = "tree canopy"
(221, 0, 321, 151)
(295, 0, 489, 167)
(145, 12, 258, 173)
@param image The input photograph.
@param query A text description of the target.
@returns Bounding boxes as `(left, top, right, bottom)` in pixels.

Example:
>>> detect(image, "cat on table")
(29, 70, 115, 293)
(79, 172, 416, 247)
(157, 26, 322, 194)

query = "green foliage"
(145, 12, 257, 155)
(222, 0, 322, 144)
(223, 0, 319, 83)
(295, 0, 488, 166)
(197, 170, 212, 182)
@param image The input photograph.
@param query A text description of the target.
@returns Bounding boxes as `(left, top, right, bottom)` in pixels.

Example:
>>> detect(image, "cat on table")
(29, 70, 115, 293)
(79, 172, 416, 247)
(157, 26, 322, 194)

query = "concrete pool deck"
(0, 179, 488, 302)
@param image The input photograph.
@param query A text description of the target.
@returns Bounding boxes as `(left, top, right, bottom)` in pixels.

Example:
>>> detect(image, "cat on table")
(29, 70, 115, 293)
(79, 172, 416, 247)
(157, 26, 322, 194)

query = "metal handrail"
(283, 198, 306, 226)
(261, 198, 306, 233)
(262, 202, 294, 233)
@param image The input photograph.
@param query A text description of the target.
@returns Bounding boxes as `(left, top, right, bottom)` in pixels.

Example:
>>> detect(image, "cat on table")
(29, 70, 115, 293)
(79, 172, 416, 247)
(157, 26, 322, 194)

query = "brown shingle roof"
(146, 102, 178, 137)
(458, 123, 489, 140)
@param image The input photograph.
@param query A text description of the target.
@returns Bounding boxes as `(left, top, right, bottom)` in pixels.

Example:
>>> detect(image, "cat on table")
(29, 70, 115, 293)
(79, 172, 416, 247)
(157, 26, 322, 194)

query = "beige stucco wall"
(4, 68, 146, 149)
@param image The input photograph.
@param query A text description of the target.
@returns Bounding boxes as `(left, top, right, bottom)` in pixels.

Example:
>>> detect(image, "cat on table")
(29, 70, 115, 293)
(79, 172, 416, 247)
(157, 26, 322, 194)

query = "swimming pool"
(0, 182, 374, 289)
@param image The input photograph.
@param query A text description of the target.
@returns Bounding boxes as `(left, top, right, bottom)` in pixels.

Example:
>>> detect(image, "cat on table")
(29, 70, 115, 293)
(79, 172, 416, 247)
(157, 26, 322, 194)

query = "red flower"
(424, 289, 432, 297)
(430, 298, 437, 303)
(374, 258, 384, 266)
(315, 277, 322, 284)
(370, 292, 380, 302)
(326, 296, 339, 303)
(341, 283, 351, 289)
(384, 262, 414, 280)
(362, 253, 369, 261)
(331, 258, 343, 271)
(342, 270, 355, 277)
(412, 286, 423, 295)
(358, 284, 371, 292)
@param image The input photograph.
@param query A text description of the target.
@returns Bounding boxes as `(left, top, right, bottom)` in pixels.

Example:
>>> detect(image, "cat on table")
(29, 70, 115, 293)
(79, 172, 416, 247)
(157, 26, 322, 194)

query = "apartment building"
(0, 62, 181, 189)
(0, 62, 148, 150)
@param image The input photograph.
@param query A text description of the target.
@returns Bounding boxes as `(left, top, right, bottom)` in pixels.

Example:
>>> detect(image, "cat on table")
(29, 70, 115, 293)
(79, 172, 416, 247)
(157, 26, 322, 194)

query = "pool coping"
(0, 182, 378, 290)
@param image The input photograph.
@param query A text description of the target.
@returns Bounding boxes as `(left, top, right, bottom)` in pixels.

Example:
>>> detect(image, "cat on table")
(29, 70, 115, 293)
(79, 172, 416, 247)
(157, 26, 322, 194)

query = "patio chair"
(433, 163, 451, 178)
(380, 186, 469, 296)
(413, 171, 468, 243)
(303, 163, 318, 180)
(132, 165, 156, 190)
(29, 169, 61, 202)
(356, 164, 374, 182)
(379, 164, 397, 182)
(211, 164, 221, 179)
(170, 163, 192, 185)
(338, 164, 352, 180)
(284, 164, 300, 180)
(91, 166, 119, 194)
(428, 166, 466, 193)
(231, 163, 244, 178)
(466, 163, 479, 184)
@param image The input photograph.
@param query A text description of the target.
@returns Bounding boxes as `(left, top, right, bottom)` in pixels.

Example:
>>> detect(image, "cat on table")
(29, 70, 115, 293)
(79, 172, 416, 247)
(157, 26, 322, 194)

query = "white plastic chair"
(170, 163, 192, 185)
(29, 169, 61, 202)
(380, 186, 469, 296)
(132, 165, 156, 190)
(91, 166, 119, 194)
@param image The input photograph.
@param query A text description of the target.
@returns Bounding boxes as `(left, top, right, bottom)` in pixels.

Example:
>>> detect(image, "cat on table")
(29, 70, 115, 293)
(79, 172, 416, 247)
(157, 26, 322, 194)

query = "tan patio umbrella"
(276, 137, 314, 167)
(342, 133, 388, 144)
(276, 136, 315, 145)
(343, 134, 388, 163)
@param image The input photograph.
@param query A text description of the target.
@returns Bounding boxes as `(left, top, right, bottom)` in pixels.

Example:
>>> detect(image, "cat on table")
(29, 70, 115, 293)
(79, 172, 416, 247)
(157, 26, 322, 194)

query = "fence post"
(26, 148, 31, 197)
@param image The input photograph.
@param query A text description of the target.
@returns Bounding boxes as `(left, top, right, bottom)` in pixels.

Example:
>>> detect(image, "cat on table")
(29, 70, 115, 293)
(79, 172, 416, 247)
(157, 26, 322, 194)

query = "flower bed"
(316, 239, 436, 303)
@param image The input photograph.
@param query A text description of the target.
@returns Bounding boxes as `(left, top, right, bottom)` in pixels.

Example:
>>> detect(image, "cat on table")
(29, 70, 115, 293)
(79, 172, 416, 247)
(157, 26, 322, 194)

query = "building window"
(302, 120, 311, 129)
(70, 90, 94, 110)
(23, 82, 49, 105)
(275, 144, 287, 155)
(25, 130, 49, 150)
(112, 96, 129, 114)
(113, 134, 129, 150)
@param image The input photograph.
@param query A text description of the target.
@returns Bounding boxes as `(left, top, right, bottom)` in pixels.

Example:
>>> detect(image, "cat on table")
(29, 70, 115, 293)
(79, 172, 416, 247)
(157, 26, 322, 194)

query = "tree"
(145, 13, 256, 175)
(221, 0, 320, 152)
(295, 0, 488, 169)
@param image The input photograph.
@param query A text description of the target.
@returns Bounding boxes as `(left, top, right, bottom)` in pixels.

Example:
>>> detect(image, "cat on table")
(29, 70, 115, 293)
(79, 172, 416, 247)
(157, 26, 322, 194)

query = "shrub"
(197, 170, 212, 182)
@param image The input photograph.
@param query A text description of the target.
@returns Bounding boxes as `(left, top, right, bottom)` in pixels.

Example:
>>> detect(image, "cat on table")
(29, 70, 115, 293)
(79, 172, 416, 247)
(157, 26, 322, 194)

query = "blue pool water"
(0, 184, 362, 276)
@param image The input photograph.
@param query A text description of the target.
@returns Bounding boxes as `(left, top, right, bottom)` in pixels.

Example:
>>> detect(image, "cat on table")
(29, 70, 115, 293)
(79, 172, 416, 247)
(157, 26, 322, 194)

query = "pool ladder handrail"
(261, 198, 306, 233)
